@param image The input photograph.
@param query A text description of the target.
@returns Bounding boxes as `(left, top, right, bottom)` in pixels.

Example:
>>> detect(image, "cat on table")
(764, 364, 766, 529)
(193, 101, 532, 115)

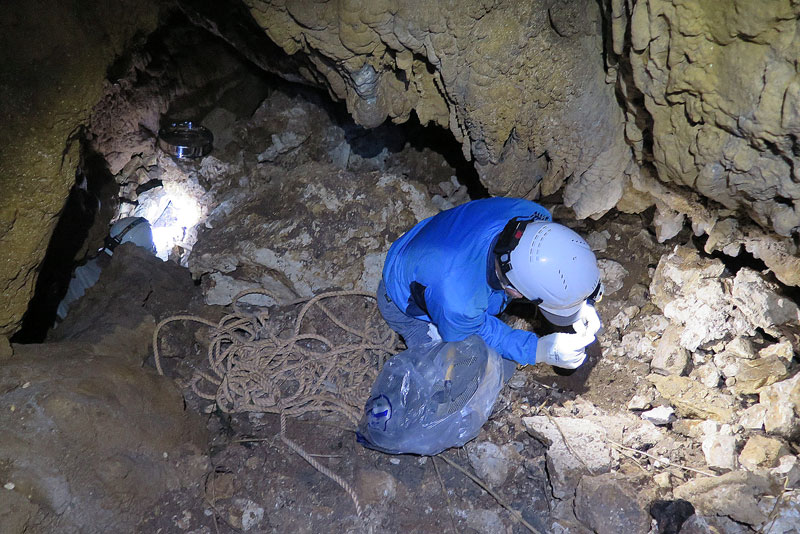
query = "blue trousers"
(376, 279, 517, 381)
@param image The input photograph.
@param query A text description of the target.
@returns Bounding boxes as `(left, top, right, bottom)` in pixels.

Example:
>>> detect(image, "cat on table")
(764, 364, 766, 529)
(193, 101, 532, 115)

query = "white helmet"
(104, 217, 155, 255)
(502, 221, 600, 326)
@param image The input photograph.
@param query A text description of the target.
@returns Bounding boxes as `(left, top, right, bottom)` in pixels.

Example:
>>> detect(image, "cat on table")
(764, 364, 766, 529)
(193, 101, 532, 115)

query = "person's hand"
(572, 301, 601, 337)
(535, 332, 594, 369)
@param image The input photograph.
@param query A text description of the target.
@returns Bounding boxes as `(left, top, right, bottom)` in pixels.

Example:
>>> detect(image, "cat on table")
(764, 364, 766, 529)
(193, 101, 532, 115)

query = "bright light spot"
(134, 185, 202, 262)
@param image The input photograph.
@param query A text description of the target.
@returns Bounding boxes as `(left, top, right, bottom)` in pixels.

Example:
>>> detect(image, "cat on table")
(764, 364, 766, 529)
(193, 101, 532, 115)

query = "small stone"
(731, 356, 788, 395)
(653, 472, 672, 488)
(738, 404, 767, 430)
(238, 499, 264, 531)
(641, 405, 676, 426)
(724, 337, 757, 360)
(649, 374, 734, 423)
(623, 421, 664, 449)
(690, 362, 721, 388)
(738, 435, 789, 471)
(758, 340, 795, 362)
(356, 469, 397, 504)
(771, 455, 800, 487)
(652, 324, 690, 376)
(586, 230, 611, 252)
(466, 441, 520, 488)
(700, 422, 737, 471)
(4, 482, 14, 490)
(389, 458, 400, 465)
(627, 393, 653, 411)
(597, 259, 628, 297)
(575, 473, 650, 534)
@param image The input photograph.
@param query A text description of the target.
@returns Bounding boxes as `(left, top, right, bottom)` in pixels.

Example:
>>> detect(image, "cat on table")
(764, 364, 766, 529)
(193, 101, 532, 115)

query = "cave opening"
(11, 10, 486, 344)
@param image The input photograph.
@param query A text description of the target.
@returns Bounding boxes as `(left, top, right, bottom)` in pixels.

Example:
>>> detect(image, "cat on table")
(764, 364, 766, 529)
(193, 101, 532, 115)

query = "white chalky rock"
(466, 441, 519, 488)
(523, 416, 614, 499)
(701, 421, 737, 471)
(641, 406, 676, 426)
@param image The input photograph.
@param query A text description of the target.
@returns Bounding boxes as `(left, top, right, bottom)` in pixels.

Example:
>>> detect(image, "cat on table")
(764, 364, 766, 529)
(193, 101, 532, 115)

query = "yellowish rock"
(739, 435, 790, 471)
(648, 374, 734, 423)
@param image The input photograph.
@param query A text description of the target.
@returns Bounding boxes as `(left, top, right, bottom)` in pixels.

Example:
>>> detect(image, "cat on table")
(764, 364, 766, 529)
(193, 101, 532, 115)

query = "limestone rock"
(730, 356, 788, 396)
(738, 435, 790, 472)
(651, 324, 690, 376)
(522, 416, 614, 499)
(190, 165, 438, 304)
(690, 362, 721, 389)
(611, 0, 800, 237)
(759, 339, 796, 362)
(648, 374, 735, 423)
(240, 0, 631, 218)
(700, 422, 737, 471)
(597, 259, 628, 297)
(574, 473, 650, 534)
(673, 471, 778, 526)
(739, 404, 768, 431)
(466, 441, 520, 488)
(0, 334, 207, 533)
(772, 455, 800, 488)
(731, 268, 800, 336)
(759, 373, 800, 438)
(622, 421, 664, 449)
(649, 246, 750, 351)
(641, 406, 676, 426)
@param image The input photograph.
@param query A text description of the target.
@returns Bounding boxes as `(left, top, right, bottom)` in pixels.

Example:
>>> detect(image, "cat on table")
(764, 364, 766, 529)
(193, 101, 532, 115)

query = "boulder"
(190, 164, 438, 304)
(651, 324, 690, 376)
(0, 330, 206, 533)
(648, 374, 735, 423)
(522, 416, 614, 499)
(574, 473, 650, 534)
(760, 373, 800, 438)
(730, 356, 789, 395)
(738, 435, 790, 472)
(673, 471, 778, 526)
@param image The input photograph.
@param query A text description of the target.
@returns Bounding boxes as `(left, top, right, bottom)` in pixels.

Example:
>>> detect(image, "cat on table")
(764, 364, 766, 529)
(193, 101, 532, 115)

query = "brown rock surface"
(0, 328, 207, 533)
(0, 0, 163, 337)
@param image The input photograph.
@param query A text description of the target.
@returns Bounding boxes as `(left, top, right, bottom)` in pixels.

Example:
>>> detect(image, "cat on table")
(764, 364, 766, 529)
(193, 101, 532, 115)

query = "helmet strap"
(103, 217, 146, 253)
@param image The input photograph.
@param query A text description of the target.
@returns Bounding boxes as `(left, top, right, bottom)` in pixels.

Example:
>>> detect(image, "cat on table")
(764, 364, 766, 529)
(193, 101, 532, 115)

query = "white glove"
(535, 332, 594, 369)
(572, 301, 601, 337)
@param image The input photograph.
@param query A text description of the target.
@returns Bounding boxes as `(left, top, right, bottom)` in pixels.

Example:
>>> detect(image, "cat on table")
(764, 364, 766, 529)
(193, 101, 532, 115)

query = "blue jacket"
(382, 197, 552, 364)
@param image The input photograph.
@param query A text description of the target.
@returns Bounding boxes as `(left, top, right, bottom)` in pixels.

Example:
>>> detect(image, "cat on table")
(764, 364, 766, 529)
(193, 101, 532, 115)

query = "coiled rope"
(153, 289, 398, 516)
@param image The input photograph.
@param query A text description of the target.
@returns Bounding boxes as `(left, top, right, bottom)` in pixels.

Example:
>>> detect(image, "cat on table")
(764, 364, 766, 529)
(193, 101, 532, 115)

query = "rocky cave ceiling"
(2, 0, 800, 338)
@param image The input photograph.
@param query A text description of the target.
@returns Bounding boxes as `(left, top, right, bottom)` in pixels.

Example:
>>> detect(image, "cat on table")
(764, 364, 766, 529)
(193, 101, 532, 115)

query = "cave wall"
(609, 0, 800, 237)
(243, 0, 633, 217)
(0, 0, 167, 337)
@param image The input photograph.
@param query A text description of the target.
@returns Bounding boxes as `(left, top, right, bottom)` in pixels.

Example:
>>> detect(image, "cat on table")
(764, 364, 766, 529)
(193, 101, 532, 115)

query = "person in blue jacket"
(378, 197, 603, 369)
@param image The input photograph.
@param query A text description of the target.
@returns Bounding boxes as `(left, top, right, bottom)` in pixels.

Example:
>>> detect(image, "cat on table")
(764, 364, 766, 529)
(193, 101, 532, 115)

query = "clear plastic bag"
(356, 335, 504, 455)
